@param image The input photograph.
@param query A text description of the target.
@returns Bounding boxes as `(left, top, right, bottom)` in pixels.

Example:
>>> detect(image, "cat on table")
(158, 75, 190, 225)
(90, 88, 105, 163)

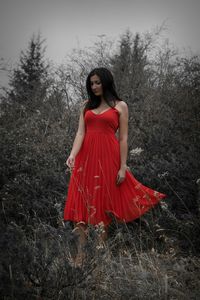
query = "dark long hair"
(84, 68, 122, 115)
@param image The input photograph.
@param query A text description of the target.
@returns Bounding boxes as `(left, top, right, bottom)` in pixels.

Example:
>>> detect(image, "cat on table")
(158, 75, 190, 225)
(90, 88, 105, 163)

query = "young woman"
(64, 67, 167, 266)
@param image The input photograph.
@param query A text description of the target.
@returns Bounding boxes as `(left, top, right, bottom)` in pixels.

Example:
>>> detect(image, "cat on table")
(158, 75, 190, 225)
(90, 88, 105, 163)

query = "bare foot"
(73, 251, 86, 268)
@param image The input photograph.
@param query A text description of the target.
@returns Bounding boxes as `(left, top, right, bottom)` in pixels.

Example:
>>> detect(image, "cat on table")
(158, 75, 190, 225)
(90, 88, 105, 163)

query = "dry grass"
(1, 209, 200, 299)
(76, 222, 200, 300)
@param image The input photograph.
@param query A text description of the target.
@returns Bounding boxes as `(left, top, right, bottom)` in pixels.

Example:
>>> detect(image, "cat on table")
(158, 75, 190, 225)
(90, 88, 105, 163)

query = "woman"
(64, 67, 167, 266)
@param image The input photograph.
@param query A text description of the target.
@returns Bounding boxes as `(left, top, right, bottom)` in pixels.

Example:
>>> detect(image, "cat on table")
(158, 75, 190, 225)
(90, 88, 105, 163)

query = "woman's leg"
(96, 223, 108, 249)
(72, 221, 88, 266)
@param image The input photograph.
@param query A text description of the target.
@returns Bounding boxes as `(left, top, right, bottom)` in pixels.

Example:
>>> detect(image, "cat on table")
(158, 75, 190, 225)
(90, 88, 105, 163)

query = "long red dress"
(64, 106, 167, 226)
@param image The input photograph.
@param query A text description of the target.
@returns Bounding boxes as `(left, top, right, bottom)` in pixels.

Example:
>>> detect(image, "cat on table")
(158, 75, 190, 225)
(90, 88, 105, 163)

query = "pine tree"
(111, 30, 148, 105)
(8, 32, 49, 109)
(111, 29, 132, 102)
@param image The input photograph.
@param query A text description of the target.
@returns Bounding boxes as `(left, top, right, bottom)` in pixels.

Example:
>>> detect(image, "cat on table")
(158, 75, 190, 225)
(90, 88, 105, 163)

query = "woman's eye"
(91, 81, 101, 85)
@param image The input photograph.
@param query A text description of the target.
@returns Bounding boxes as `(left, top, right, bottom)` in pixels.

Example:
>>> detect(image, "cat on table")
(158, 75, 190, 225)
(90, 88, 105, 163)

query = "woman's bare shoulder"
(115, 100, 128, 114)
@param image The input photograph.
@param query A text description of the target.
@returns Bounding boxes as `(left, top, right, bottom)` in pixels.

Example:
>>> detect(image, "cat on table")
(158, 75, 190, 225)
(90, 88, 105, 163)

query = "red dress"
(64, 106, 167, 226)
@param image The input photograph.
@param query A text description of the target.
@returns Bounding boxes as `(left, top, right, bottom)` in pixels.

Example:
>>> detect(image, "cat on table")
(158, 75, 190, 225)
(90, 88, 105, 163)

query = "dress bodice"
(84, 107, 119, 135)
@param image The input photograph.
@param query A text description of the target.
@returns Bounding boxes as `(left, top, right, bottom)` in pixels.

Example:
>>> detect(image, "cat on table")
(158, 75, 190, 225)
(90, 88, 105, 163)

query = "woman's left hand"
(116, 168, 126, 185)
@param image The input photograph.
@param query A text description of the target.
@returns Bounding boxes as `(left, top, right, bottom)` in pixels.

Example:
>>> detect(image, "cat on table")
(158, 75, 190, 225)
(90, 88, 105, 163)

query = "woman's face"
(90, 74, 103, 96)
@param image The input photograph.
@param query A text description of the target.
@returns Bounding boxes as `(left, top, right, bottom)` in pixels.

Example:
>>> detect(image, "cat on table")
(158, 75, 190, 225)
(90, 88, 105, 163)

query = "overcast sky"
(0, 0, 200, 87)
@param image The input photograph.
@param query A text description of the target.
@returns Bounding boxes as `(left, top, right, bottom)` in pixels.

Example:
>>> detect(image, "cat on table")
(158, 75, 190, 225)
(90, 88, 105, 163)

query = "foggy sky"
(0, 0, 200, 87)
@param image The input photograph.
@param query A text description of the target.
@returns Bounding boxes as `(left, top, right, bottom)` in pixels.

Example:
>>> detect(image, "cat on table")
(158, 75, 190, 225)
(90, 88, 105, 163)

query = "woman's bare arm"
(116, 101, 129, 185)
(66, 100, 88, 168)
(118, 101, 129, 169)
(70, 103, 86, 157)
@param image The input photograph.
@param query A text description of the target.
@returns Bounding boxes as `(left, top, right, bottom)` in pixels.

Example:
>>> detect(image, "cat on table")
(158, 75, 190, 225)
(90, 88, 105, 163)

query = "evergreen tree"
(8, 32, 49, 110)
(111, 30, 148, 105)
(111, 29, 132, 103)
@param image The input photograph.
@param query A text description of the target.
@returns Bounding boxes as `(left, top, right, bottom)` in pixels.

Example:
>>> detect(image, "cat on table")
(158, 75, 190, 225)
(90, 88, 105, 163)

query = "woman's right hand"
(65, 154, 75, 170)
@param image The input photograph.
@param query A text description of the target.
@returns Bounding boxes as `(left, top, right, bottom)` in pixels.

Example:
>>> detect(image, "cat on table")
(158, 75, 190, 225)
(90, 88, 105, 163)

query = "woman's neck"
(100, 96, 106, 103)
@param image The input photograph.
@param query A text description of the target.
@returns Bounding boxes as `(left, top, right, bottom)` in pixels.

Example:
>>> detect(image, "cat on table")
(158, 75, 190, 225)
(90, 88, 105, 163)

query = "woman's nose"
(92, 84, 97, 89)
